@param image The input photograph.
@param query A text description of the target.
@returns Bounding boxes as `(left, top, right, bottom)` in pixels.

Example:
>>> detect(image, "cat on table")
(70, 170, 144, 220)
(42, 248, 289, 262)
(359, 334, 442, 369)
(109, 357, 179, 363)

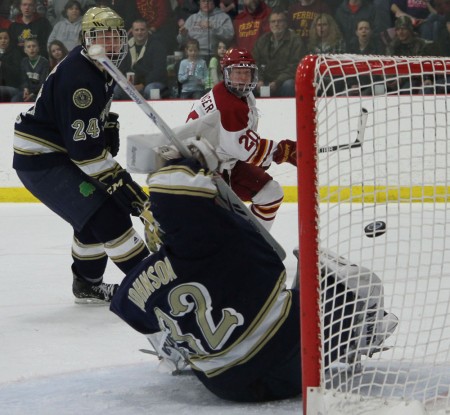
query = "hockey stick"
(319, 108, 368, 153)
(88, 45, 286, 261)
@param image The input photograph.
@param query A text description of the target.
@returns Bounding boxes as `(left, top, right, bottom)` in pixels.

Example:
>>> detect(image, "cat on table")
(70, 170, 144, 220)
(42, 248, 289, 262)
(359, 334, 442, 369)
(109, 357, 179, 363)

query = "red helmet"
(221, 48, 258, 97)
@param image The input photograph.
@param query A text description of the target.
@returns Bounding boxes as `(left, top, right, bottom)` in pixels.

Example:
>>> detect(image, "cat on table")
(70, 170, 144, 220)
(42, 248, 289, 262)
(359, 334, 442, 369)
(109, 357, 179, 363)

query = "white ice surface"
(0, 203, 301, 415)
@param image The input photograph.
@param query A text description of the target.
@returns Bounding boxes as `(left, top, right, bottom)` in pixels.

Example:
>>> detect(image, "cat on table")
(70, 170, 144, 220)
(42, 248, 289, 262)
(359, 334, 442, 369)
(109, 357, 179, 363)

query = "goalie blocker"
(110, 151, 398, 403)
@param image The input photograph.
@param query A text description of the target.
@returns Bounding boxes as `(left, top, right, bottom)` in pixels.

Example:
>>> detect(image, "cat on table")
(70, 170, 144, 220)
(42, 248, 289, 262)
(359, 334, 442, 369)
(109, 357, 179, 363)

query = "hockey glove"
(186, 137, 220, 171)
(99, 168, 147, 216)
(273, 139, 297, 167)
(104, 112, 120, 157)
(140, 203, 163, 252)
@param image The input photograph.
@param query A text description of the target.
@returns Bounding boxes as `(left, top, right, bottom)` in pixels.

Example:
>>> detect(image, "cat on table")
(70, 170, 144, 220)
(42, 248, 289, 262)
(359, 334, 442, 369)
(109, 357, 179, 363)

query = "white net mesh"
(297, 54, 450, 414)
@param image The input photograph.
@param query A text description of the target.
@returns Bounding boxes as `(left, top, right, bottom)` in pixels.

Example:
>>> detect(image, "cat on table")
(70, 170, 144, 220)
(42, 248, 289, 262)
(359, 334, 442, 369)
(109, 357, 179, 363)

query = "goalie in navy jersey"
(110, 141, 398, 402)
(12, 7, 150, 304)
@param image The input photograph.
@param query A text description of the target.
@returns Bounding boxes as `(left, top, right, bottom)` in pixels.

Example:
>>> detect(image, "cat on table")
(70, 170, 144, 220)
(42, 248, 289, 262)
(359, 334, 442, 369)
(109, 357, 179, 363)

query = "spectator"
(0, 28, 22, 101)
(220, 0, 238, 18)
(0, 1, 13, 20)
(266, 0, 290, 11)
(92, 1, 141, 30)
(178, 38, 208, 98)
(233, 0, 271, 52)
(307, 12, 346, 53)
(0, 12, 11, 29)
(347, 18, 383, 54)
(428, 0, 450, 41)
(114, 18, 168, 100)
(47, 39, 68, 70)
(386, 15, 437, 56)
(47, 0, 82, 52)
(434, 11, 450, 55)
(253, 9, 303, 97)
(390, 0, 438, 40)
(12, 37, 49, 102)
(387, 16, 439, 94)
(177, 0, 234, 60)
(205, 38, 228, 90)
(390, 0, 436, 26)
(173, 0, 200, 24)
(8, 0, 52, 57)
(373, 0, 393, 44)
(133, 0, 178, 53)
(287, 0, 331, 48)
(13, 0, 48, 18)
(46, 0, 96, 26)
(334, 0, 375, 48)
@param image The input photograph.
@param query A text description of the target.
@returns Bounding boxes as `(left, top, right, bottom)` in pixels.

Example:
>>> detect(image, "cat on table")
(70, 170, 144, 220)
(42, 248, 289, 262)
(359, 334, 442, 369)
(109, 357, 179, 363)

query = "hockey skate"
(356, 309, 399, 358)
(317, 248, 399, 366)
(343, 310, 399, 373)
(72, 267, 118, 305)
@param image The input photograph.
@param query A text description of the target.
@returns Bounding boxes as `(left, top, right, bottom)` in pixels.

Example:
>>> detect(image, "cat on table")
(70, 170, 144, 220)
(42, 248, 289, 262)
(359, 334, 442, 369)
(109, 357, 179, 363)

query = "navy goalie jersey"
(110, 159, 300, 391)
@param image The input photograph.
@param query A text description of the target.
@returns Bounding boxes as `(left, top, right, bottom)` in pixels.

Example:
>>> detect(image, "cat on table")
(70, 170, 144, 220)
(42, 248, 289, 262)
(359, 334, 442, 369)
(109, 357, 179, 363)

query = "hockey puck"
(364, 221, 386, 238)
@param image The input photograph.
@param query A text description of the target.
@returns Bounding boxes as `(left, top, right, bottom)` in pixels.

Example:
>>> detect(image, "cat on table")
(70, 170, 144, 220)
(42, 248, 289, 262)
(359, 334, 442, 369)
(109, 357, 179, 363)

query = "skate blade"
(74, 297, 110, 306)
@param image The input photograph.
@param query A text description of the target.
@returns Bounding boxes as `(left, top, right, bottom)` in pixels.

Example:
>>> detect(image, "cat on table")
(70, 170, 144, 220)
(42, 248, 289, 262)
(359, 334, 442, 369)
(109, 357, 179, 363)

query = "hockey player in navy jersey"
(111, 148, 302, 402)
(110, 141, 398, 402)
(12, 6, 150, 304)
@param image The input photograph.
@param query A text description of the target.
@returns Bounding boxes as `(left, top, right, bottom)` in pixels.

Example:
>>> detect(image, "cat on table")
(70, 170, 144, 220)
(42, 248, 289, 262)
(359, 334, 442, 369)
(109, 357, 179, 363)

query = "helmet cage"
(223, 63, 258, 98)
(81, 7, 128, 68)
(83, 28, 128, 67)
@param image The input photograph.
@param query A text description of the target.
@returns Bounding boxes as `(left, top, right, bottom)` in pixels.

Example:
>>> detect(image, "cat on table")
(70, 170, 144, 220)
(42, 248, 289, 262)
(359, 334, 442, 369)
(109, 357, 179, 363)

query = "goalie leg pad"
(319, 248, 398, 361)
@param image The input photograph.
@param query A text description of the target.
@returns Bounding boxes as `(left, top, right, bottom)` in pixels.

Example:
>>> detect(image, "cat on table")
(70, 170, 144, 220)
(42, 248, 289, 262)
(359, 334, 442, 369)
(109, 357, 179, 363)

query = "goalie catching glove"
(273, 139, 297, 167)
(98, 167, 147, 216)
(104, 112, 120, 157)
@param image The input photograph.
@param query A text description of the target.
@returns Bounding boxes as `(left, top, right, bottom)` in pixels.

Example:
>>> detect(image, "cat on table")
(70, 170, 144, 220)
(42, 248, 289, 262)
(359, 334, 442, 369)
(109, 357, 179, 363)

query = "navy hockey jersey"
(110, 159, 300, 387)
(18, 55, 49, 95)
(13, 45, 120, 180)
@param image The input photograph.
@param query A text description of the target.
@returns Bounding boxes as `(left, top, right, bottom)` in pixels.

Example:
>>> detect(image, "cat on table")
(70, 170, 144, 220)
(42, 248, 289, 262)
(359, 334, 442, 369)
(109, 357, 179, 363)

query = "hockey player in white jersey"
(186, 47, 297, 230)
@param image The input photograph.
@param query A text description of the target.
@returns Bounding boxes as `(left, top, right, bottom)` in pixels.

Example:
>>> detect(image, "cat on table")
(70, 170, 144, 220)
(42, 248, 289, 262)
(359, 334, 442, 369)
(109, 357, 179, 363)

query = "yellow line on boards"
(319, 186, 450, 203)
(1, 186, 449, 203)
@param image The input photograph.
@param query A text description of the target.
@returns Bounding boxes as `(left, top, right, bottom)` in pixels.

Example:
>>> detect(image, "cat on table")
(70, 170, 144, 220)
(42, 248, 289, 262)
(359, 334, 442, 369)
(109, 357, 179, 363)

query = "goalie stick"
(88, 45, 286, 261)
(319, 108, 368, 153)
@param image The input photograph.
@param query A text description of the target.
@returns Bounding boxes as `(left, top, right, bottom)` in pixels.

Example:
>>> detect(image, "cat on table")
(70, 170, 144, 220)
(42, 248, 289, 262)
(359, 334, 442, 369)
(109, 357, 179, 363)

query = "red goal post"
(296, 54, 450, 415)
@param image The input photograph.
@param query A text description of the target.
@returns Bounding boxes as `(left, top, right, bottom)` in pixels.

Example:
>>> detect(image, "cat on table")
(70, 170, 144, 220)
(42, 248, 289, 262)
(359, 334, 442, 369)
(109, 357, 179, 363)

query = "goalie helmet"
(81, 6, 128, 67)
(221, 48, 258, 98)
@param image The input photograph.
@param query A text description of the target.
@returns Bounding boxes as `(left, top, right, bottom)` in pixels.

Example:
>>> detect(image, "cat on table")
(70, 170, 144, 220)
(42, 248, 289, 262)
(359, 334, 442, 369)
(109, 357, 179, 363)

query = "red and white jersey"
(187, 82, 277, 170)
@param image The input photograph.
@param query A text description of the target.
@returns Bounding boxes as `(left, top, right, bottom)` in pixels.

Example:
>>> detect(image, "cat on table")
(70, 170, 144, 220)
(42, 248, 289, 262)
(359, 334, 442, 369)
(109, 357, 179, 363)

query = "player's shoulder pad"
(55, 47, 106, 101)
(213, 84, 250, 132)
(147, 158, 218, 199)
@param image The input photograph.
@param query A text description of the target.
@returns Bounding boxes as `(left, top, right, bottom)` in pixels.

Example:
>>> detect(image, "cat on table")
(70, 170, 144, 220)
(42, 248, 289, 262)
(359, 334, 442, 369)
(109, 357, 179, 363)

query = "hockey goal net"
(296, 54, 450, 415)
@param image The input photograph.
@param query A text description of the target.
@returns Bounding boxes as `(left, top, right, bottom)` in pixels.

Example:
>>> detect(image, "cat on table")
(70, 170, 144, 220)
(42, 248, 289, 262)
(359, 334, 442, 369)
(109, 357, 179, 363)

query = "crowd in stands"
(1, 0, 450, 102)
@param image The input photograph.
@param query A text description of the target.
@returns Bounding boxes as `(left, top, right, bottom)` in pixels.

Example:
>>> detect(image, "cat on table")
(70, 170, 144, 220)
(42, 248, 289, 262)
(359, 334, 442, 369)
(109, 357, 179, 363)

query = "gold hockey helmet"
(81, 7, 128, 67)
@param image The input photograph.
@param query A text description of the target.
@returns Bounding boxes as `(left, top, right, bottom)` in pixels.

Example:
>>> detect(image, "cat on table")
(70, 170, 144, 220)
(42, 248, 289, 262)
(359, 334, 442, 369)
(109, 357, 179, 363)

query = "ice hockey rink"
(0, 202, 300, 415)
(2, 199, 450, 414)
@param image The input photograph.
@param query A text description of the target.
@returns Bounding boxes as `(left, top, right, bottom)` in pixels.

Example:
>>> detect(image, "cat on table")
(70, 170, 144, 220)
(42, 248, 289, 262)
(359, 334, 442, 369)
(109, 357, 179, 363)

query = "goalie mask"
(221, 48, 258, 98)
(81, 7, 128, 67)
